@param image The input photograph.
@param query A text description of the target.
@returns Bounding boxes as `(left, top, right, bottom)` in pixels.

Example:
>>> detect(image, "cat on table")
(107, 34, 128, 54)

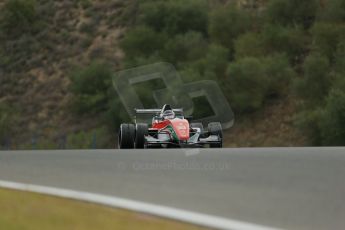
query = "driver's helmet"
(162, 110, 175, 120)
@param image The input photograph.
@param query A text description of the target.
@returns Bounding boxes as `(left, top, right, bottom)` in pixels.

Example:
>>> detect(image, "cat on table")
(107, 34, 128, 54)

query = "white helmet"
(162, 110, 175, 120)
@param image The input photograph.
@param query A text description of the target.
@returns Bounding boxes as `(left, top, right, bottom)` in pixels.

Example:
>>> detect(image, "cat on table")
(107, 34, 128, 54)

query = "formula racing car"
(118, 104, 222, 148)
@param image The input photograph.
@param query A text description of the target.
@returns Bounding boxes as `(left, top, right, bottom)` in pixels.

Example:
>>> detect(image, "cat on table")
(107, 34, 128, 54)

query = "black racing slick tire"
(208, 122, 223, 148)
(135, 123, 148, 149)
(118, 124, 135, 149)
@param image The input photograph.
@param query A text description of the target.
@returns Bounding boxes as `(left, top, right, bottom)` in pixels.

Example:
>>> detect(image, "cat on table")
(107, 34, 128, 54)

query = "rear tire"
(135, 123, 148, 149)
(118, 124, 135, 149)
(208, 122, 222, 148)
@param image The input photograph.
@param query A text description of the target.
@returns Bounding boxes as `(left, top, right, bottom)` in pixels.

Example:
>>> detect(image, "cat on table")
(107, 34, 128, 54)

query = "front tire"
(208, 122, 222, 148)
(118, 124, 135, 149)
(135, 123, 148, 149)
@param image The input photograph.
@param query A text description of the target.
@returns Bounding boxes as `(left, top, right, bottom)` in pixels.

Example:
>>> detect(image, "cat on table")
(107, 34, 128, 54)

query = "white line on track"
(0, 180, 281, 230)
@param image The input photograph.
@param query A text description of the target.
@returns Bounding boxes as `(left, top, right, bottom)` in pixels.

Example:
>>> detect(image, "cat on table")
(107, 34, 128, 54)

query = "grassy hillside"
(0, 0, 128, 148)
(0, 0, 344, 149)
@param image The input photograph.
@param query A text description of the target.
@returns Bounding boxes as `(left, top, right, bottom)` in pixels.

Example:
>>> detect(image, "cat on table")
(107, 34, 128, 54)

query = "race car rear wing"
(134, 108, 193, 123)
(134, 108, 184, 115)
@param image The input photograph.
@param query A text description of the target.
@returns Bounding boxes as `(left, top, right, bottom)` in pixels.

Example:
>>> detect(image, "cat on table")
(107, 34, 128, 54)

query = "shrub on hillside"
(138, 0, 208, 35)
(294, 109, 323, 145)
(297, 87, 345, 146)
(0, 0, 40, 36)
(327, 42, 345, 94)
(105, 93, 131, 129)
(162, 31, 207, 65)
(262, 24, 308, 63)
(201, 44, 229, 78)
(293, 53, 331, 107)
(318, 0, 345, 22)
(319, 89, 345, 145)
(209, 4, 251, 55)
(179, 44, 229, 84)
(69, 62, 130, 130)
(310, 22, 345, 61)
(234, 32, 265, 59)
(0, 103, 17, 142)
(262, 54, 296, 96)
(69, 62, 112, 114)
(0, 0, 51, 71)
(225, 54, 295, 112)
(120, 26, 167, 60)
(265, 0, 318, 28)
(334, 41, 345, 74)
(226, 57, 267, 112)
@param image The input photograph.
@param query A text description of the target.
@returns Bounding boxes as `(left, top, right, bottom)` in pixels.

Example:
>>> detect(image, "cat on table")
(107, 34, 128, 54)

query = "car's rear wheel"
(135, 123, 148, 149)
(208, 122, 222, 148)
(118, 124, 135, 149)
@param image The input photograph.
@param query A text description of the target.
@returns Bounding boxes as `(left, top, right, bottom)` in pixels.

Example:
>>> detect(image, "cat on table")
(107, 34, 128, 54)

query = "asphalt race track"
(0, 148, 344, 230)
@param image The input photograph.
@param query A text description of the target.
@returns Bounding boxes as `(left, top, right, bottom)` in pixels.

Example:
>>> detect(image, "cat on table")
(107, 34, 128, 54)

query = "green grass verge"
(0, 188, 205, 230)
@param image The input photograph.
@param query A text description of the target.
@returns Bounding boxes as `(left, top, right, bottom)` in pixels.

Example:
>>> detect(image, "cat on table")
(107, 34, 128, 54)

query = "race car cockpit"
(160, 104, 174, 119)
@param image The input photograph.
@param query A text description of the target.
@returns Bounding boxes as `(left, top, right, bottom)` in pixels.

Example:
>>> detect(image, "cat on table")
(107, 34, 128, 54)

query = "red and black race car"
(118, 104, 222, 148)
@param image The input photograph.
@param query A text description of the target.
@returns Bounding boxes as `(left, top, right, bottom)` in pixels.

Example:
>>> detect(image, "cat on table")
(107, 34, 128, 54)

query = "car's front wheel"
(118, 124, 135, 149)
(208, 122, 223, 148)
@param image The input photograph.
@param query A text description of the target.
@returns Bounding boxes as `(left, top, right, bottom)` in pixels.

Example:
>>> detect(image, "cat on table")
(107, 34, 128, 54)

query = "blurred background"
(0, 0, 344, 149)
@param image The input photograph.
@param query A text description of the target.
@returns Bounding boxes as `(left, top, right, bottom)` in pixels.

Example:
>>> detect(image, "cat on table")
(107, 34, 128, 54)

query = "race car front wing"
(145, 132, 221, 147)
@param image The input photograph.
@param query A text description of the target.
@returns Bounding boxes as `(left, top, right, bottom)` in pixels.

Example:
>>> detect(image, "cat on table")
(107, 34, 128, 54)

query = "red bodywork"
(151, 118, 190, 141)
